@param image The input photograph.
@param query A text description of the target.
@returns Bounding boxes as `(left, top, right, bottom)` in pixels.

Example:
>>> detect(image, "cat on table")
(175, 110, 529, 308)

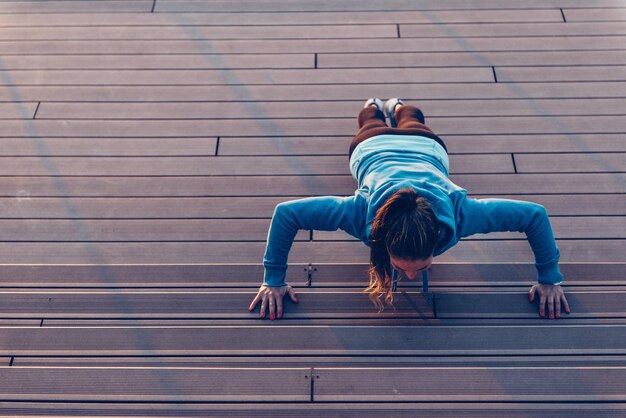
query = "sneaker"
(363, 98, 384, 111)
(384, 98, 405, 127)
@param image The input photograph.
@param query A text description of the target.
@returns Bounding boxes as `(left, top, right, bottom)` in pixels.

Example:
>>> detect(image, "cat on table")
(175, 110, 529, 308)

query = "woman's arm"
(250, 195, 365, 320)
(458, 197, 564, 285)
(263, 195, 365, 287)
(457, 197, 570, 319)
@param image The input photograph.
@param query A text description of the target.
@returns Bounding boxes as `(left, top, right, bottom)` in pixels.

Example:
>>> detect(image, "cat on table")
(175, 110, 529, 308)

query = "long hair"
(365, 188, 439, 311)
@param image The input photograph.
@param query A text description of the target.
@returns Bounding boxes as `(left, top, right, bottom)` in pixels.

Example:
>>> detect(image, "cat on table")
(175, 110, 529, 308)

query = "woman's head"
(366, 188, 439, 310)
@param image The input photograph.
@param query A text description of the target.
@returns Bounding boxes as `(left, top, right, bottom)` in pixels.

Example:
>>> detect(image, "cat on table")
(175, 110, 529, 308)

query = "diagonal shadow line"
(416, 10, 622, 174)
(0, 48, 196, 398)
(170, 13, 350, 196)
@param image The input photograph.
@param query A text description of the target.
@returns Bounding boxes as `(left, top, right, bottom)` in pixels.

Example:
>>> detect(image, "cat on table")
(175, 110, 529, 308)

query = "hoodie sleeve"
(457, 197, 564, 285)
(262, 195, 366, 287)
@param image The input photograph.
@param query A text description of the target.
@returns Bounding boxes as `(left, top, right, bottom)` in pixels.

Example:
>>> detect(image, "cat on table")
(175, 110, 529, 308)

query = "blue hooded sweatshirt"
(262, 135, 564, 287)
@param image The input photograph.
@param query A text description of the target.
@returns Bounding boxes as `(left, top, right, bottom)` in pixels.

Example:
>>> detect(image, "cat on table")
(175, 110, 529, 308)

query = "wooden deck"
(0, 0, 625, 415)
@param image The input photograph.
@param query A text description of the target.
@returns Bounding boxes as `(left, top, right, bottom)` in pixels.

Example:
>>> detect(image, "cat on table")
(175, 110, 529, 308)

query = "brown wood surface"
(0, 402, 623, 418)
(0, 240, 621, 264)
(0, 219, 309, 242)
(564, 8, 626, 22)
(0, 137, 218, 156)
(2, 116, 626, 137)
(0, 194, 622, 219)
(400, 21, 626, 37)
(0, 26, 396, 40)
(0, 367, 310, 401)
(313, 367, 626, 401)
(0, 290, 434, 319)
(12, 353, 626, 368)
(0, 325, 624, 355)
(515, 153, 626, 173)
(0, 154, 513, 176)
(0, 290, 619, 319)
(0, 174, 624, 197)
(219, 134, 626, 155)
(435, 292, 626, 318)
(319, 51, 626, 68)
(35, 98, 626, 119)
(0, 262, 621, 287)
(0, 1, 153, 13)
(2, 82, 624, 102)
(495, 66, 626, 82)
(3, 36, 626, 54)
(3, 68, 493, 86)
(1, 0, 624, 413)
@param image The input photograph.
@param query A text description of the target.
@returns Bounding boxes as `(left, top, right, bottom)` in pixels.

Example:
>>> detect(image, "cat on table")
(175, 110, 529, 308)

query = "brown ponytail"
(365, 188, 439, 311)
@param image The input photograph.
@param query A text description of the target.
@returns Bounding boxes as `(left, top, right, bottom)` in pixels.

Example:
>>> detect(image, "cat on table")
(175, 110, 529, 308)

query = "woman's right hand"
(248, 284, 299, 320)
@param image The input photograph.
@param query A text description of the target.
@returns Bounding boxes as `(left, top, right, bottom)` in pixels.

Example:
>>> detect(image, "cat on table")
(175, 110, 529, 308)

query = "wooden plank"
(0, 175, 358, 197)
(0, 133, 624, 157)
(2, 194, 622, 219)
(454, 173, 626, 195)
(220, 134, 626, 156)
(0, 367, 310, 402)
(152, 0, 626, 12)
(2, 54, 314, 71)
(35, 317, 626, 328)
(3, 36, 626, 54)
(0, 25, 396, 40)
(0, 1, 622, 18)
(314, 217, 626, 241)
(0, 261, 622, 287)
(310, 263, 626, 286)
(0, 239, 620, 264)
(495, 66, 626, 82)
(319, 51, 626, 68)
(445, 134, 626, 154)
(2, 116, 626, 137)
(400, 21, 626, 38)
(0, 320, 40, 327)
(36, 98, 626, 120)
(1, 401, 624, 418)
(0, 138, 218, 156)
(0, 102, 37, 119)
(1, 67, 493, 86)
(0, 154, 514, 176)
(0, 196, 288, 218)
(0, 264, 289, 287)
(0, 291, 620, 320)
(0, 290, 434, 319)
(0, 219, 310, 242)
(0, 1, 153, 13)
(0, 325, 624, 355)
(436, 292, 626, 319)
(314, 367, 626, 401)
(0, 174, 624, 197)
(13, 353, 626, 368)
(515, 153, 626, 173)
(2, 82, 625, 102)
(564, 8, 626, 22)
(152, 8, 563, 23)
(0, 54, 313, 70)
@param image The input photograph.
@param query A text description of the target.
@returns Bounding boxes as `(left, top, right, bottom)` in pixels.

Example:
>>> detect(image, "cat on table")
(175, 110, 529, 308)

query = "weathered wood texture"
(0, 0, 624, 415)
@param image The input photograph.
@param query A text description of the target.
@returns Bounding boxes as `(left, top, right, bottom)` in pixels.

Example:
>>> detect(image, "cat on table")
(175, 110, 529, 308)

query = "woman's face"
(389, 256, 433, 280)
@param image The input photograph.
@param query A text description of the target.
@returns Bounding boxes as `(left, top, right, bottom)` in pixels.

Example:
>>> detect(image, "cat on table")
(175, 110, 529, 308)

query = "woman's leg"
(394, 105, 448, 152)
(394, 105, 430, 132)
(349, 102, 449, 157)
(349, 105, 389, 156)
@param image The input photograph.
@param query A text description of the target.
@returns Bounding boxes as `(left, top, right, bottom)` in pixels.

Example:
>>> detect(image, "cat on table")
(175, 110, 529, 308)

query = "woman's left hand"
(528, 283, 570, 319)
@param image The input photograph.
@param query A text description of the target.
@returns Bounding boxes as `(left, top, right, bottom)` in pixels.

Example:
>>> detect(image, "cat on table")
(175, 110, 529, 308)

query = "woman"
(248, 98, 570, 320)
